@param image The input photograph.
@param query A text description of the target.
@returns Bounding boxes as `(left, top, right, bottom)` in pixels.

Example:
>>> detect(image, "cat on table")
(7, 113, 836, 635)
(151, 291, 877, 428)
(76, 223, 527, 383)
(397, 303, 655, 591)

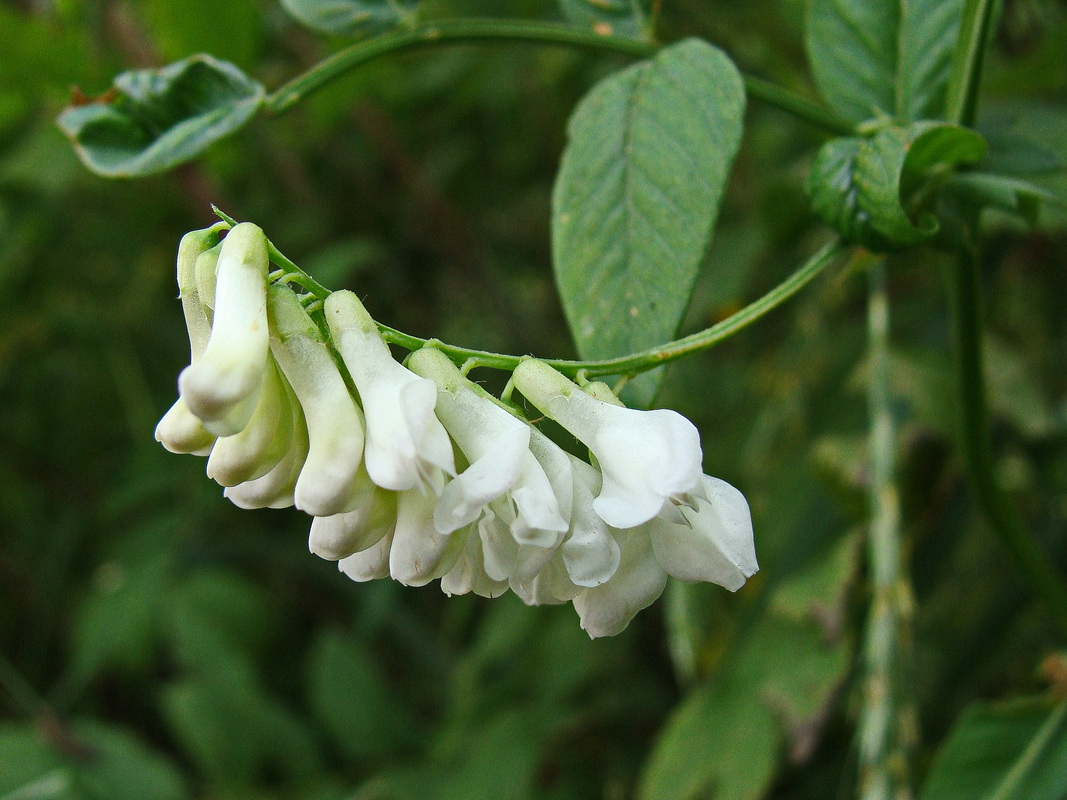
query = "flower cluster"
(157, 224, 758, 637)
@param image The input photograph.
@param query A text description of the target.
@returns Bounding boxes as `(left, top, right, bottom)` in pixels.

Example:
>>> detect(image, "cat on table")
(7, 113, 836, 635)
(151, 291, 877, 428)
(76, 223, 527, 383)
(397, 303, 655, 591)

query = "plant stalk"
(265, 18, 855, 135)
(948, 242, 1067, 638)
(858, 258, 915, 800)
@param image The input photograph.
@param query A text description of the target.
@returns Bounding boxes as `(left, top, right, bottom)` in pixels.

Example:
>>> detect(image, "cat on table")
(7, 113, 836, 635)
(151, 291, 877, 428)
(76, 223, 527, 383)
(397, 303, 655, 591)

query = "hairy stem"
(264, 18, 855, 134)
(949, 242, 1067, 638)
(858, 258, 915, 800)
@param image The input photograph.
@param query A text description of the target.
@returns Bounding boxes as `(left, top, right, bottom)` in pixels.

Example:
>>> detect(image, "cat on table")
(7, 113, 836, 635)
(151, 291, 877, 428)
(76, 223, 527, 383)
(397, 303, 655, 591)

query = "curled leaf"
(57, 54, 264, 178)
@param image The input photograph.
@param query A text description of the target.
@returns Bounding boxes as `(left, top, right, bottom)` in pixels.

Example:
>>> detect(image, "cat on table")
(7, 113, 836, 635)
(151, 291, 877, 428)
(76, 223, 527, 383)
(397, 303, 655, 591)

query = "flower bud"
(179, 223, 271, 436)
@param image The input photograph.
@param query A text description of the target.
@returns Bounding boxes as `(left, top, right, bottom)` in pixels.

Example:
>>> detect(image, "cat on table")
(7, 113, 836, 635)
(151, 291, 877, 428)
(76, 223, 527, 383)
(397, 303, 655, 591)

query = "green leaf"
(56, 55, 264, 178)
(920, 697, 1067, 800)
(558, 0, 653, 41)
(638, 535, 857, 800)
(552, 38, 745, 406)
(806, 0, 963, 123)
(0, 720, 188, 800)
(69, 720, 189, 800)
(808, 122, 986, 249)
(279, 0, 419, 37)
(306, 628, 421, 760)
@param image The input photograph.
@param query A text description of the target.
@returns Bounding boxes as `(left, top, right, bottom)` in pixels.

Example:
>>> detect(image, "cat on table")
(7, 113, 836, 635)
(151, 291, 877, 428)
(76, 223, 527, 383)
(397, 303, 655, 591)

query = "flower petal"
(268, 285, 366, 516)
(389, 488, 464, 586)
(338, 531, 393, 582)
(571, 529, 667, 638)
(649, 475, 757, 590)
(308, 477, 395, 561)
(179, 223, 270, 436)
(207, 359, 293, 486)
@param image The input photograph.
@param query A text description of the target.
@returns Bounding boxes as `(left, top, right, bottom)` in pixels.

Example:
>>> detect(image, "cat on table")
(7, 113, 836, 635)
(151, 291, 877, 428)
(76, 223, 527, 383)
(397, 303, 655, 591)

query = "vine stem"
(857, 258, 915, 800)
(213, 207, 844, 377)
(948, 242, 1067, 639)
(264, 18, 855, 135)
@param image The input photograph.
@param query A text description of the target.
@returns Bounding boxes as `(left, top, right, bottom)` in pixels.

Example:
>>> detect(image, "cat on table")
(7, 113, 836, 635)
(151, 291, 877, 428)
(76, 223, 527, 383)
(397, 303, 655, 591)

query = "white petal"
(509, 451, 569, 546)
(389, 489, 463, 586)
(439, 525, 508, 598)
(513, 359, 702, 529)
(338, 531, 393, 582)
(268, 286, 366, 517)
(309, 480, 396, 561)
(561, 457, 622, 588)
(207, 360, 293, 486)
(572, 529, 667, 638)
(326, 291, 456, 491)
(223, 400, 309, 510)
(649, 475, 757, 590)
(179, 223, 270, 436)
(155, 397, 216, 456)
(434, 425, 529, 533)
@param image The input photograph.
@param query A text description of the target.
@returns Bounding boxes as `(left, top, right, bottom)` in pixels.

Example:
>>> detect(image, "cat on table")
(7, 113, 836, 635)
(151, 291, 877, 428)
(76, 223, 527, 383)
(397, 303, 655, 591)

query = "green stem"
(858, 258, 915, 800)
(381, 239, 846, 377)
(743, 75, 855, 136)
(945, 0, 996, 126)
(216, 203, 845, 377)
(949, 242, 1067, 639)
(264, 18, 855, 134)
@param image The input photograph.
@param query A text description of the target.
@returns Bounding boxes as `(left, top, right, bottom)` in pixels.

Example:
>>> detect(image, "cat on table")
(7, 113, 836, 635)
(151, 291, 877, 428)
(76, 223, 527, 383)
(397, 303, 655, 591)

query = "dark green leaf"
(279, 0, 418, 37)
(919, 697, 1067, 800)
(806, 0, 963, 122)
(56, 55, 264, 178)
(552, 38, 745, 406)
(807, 136, 887, 247)
(558, 0, 653, 41)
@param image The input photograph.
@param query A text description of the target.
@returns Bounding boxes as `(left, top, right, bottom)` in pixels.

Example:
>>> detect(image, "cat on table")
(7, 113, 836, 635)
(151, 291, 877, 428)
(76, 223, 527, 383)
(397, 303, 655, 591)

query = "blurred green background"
(2, 1, 1067, 798)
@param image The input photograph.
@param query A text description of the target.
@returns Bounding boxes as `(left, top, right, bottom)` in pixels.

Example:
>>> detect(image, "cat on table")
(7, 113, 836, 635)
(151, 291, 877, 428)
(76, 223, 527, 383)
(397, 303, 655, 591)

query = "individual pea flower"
(324, 290, 455, 493)
(407, 348, 569, 562)
(178, 223, 271, 437)
(512, 358, 703, 529)
(266, 283, 366, 517)
(155, 224, 225, 455)
(570, 478, 757, 637)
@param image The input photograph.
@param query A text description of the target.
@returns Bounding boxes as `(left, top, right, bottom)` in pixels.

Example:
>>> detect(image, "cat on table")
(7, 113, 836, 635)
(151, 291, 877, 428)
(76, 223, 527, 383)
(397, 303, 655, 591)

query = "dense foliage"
(2, 1, 1067, 799)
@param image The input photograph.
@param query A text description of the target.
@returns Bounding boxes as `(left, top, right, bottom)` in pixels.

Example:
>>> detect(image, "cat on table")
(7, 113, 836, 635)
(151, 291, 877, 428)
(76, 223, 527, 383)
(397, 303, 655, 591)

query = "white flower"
(438, 526, 508, 599)
(267, 284, 366, 516)
(155, 225, 223, 455)
(324, 290, 455, 493)
(178, 223, 271, 437)
(513, 359, 703, 529)
(648, 475, 757, 591)
(407, 348, 568, 557)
